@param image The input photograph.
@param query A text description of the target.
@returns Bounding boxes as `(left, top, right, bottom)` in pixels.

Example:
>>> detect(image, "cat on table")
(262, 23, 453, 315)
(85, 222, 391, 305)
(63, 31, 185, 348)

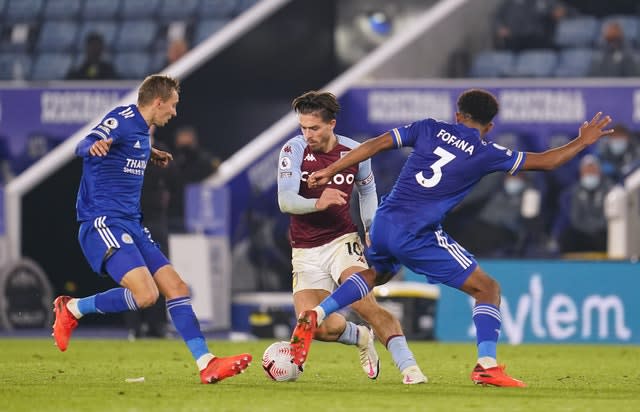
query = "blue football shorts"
(366, 215, 477, 289)
(78, 216, 170, 283)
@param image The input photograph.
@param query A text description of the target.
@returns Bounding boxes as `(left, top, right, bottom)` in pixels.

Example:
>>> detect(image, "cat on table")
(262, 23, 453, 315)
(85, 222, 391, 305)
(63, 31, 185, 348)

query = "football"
(261, 341, 302, 382)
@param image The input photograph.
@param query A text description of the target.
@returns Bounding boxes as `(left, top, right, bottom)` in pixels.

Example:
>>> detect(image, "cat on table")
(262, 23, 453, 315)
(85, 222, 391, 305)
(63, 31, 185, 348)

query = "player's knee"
(133, 289, 160, 308)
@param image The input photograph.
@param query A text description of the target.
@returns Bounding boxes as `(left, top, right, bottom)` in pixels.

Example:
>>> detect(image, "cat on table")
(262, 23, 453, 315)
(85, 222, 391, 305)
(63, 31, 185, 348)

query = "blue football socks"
(77, 288, 138, 315)
(473, 303, 502, 360)
(319, 273, 372, 317)
(167, 297, 209, 360)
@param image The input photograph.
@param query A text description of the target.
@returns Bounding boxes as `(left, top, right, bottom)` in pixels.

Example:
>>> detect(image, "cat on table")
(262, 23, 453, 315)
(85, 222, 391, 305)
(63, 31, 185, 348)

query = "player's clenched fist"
(315, 187, 347, 210)
(308, 169, 332, 188)
(89, 138, 113, 157)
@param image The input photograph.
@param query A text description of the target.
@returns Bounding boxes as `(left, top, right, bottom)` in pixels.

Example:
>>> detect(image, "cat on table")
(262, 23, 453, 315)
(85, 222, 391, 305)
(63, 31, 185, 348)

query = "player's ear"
(483, 122, 494, 135)
(329, 119, 336, 129)
(454, 112, 464, 123)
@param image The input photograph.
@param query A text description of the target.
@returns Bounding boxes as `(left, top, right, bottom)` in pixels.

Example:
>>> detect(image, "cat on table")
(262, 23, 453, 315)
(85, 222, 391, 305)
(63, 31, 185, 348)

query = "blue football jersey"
(377, 118, 526, 233)
(76, 105, 151, 222)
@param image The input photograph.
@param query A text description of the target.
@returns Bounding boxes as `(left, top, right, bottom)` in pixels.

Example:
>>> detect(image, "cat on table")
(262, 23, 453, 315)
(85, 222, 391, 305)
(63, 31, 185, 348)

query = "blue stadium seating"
(81, 0, 121, 20)
(77, 21, 119, 51)
(114, 52, 151, 79)
(194, 19, 229, 44)
(554, 48, 594, 77)
(36, 21, 78, 52)
(43, 0, 82, 20)
(469, 50, 515, 78)
(157, 0, 200, 22)
(115, 20, 158, 51)
(198, 0, 239, 19)
(30, 53, 72, 80)
(553, 16, 600, 48)
(0, 53, 30, 80)
(120, 0, 161, 20)
(512, 49, 558, 77)
(4, 0, 44, 22)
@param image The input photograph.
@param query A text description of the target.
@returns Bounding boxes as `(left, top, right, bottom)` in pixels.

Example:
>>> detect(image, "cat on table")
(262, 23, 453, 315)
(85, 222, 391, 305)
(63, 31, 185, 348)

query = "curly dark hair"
(456, 89, 499, 125)
(291, 91, 340, 122)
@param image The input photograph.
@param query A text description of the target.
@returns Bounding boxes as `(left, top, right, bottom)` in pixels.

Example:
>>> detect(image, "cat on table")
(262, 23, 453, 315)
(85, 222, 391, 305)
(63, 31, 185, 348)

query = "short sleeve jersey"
(76, 105, 151, 222)
(377, 118, 526, 233)
(277, 135, 374, 248)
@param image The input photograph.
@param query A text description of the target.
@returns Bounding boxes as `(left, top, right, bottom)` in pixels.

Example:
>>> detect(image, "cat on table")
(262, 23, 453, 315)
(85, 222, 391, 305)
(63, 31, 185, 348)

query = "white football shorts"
(291, 232, 369, 293)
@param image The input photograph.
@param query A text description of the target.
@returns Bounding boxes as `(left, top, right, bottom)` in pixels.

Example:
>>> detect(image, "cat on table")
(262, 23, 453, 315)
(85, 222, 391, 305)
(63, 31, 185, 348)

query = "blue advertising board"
(434, 260, 640, 344)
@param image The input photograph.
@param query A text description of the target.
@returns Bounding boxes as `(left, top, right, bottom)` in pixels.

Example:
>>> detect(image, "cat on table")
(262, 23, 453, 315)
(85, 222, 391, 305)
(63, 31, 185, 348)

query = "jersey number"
(415, 147, 456, 188)
(345, 241, 363, 256)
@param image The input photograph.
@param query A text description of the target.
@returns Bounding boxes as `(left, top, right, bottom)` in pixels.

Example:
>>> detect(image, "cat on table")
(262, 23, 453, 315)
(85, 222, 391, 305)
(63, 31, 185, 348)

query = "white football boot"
(356, 325, 380, 379)
(401, 365, 428, 385)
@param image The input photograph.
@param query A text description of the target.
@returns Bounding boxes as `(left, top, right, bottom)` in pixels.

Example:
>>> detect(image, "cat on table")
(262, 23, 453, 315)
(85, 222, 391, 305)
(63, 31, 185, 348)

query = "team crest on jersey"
(103, 117, 119, 129)
(340, 151, 349, 158)
(121, 233, 134, 244)
(280, 156, 291, 170)
(283, 145, 292, 153)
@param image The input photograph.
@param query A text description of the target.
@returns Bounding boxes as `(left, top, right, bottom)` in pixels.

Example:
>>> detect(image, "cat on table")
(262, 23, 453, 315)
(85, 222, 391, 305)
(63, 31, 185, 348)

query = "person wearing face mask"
(453, 174, 541, 257)
(167, 126, 220, 232)
(588, 21, 640, 77)
(599, 124, 640, 182)
(558, 154, 614, 253)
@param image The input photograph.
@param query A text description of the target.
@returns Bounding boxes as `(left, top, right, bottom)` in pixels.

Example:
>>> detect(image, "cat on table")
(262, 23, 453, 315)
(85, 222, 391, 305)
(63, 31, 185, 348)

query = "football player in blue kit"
(52, 74, 251, 384)
(291, 89, 613, 387)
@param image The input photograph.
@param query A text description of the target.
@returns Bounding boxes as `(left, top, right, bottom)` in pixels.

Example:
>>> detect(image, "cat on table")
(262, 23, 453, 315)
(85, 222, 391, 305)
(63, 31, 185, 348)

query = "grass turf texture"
(1, 339, 638, 412)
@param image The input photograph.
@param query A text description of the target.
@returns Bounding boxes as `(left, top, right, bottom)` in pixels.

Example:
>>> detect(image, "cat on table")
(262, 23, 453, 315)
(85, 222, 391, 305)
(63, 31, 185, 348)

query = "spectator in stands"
(493, 0, 568, 51)
(598, 124, 640, 183)
(166, 38, 190, 67)
(588, 21, 640, 78)
(558, 154, 614, 253)
(168, 126, 220, 232)
(454, 174, 542, 257)
(562, 0, 640, 16)
(67, 32, 118, 80)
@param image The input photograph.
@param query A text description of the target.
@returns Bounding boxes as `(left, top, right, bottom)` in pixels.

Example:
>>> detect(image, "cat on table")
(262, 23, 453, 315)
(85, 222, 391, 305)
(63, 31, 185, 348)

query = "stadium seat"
(120, 0, 161, 20)
(599, 15, 640, 47)
(0, 23, 33, 52)
(0, 53, 30, 80)
(468, 50, 515, 78)
(157, 0, 200, 22)
(194, 19, 229, 44)
(512, 49, 558, 78)
(114, 52, 151, 79)
(554, 48, 594, 77)
(115, 20, 158, 51)
(4, 0, 44, 22)
(30, 53, 72, 80)
(43, 0, 82, 20)
(77, 21, 119, 51)
(36, 21, 78, 52)
(81, 0, 121, 20)
(198, 0, 239, 19)
(553, 16, 600, 48)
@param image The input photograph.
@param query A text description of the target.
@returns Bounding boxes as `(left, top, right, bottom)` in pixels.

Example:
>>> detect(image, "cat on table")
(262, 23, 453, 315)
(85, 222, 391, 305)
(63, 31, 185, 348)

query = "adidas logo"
(304, 153, 316, 161)
(133, 140, 141, 149)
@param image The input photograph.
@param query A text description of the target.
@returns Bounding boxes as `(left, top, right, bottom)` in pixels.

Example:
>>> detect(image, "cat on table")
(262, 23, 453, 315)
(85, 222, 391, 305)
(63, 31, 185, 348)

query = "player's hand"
(89, 138, 113, 157)
(308, 168, 332, 188)
(151, 147, 173, 167)
(577, 112, 614, 145)
(315, 188, 348, 211)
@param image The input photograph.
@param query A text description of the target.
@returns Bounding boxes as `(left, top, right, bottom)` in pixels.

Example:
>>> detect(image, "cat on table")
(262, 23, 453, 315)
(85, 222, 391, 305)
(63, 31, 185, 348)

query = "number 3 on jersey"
(415, 146, 456, 188)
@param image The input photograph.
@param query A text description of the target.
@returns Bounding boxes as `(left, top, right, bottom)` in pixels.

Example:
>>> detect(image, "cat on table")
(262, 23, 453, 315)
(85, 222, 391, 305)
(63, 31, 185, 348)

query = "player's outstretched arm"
(523, 112, 613, 171)
(309, 133, 395, 187)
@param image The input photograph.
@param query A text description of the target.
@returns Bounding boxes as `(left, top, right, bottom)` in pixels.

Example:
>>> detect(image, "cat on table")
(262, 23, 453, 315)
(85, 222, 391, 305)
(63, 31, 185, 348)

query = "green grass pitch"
(1, 338, 638, 412)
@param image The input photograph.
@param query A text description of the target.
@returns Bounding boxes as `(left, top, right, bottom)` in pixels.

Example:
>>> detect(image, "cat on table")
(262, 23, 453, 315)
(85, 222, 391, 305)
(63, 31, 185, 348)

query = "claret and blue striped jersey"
(377, 118, 526, 234)
(76, 105, 151, 222)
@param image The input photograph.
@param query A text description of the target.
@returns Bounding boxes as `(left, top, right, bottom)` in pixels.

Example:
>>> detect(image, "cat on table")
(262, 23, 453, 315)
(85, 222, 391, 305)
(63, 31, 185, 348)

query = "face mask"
(580, 174, 600, 190)
(504, 178, 525, 195)
(608, 139, 628, 156)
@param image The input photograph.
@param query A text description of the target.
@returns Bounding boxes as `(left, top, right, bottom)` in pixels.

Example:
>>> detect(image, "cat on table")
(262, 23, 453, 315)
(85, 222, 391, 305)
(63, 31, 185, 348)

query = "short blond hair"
(137, 74, 180, 107)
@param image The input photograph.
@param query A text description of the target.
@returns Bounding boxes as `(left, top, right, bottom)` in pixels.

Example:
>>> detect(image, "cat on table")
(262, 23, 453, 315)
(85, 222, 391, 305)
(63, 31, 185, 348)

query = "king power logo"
(467, 275, 632, 343)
